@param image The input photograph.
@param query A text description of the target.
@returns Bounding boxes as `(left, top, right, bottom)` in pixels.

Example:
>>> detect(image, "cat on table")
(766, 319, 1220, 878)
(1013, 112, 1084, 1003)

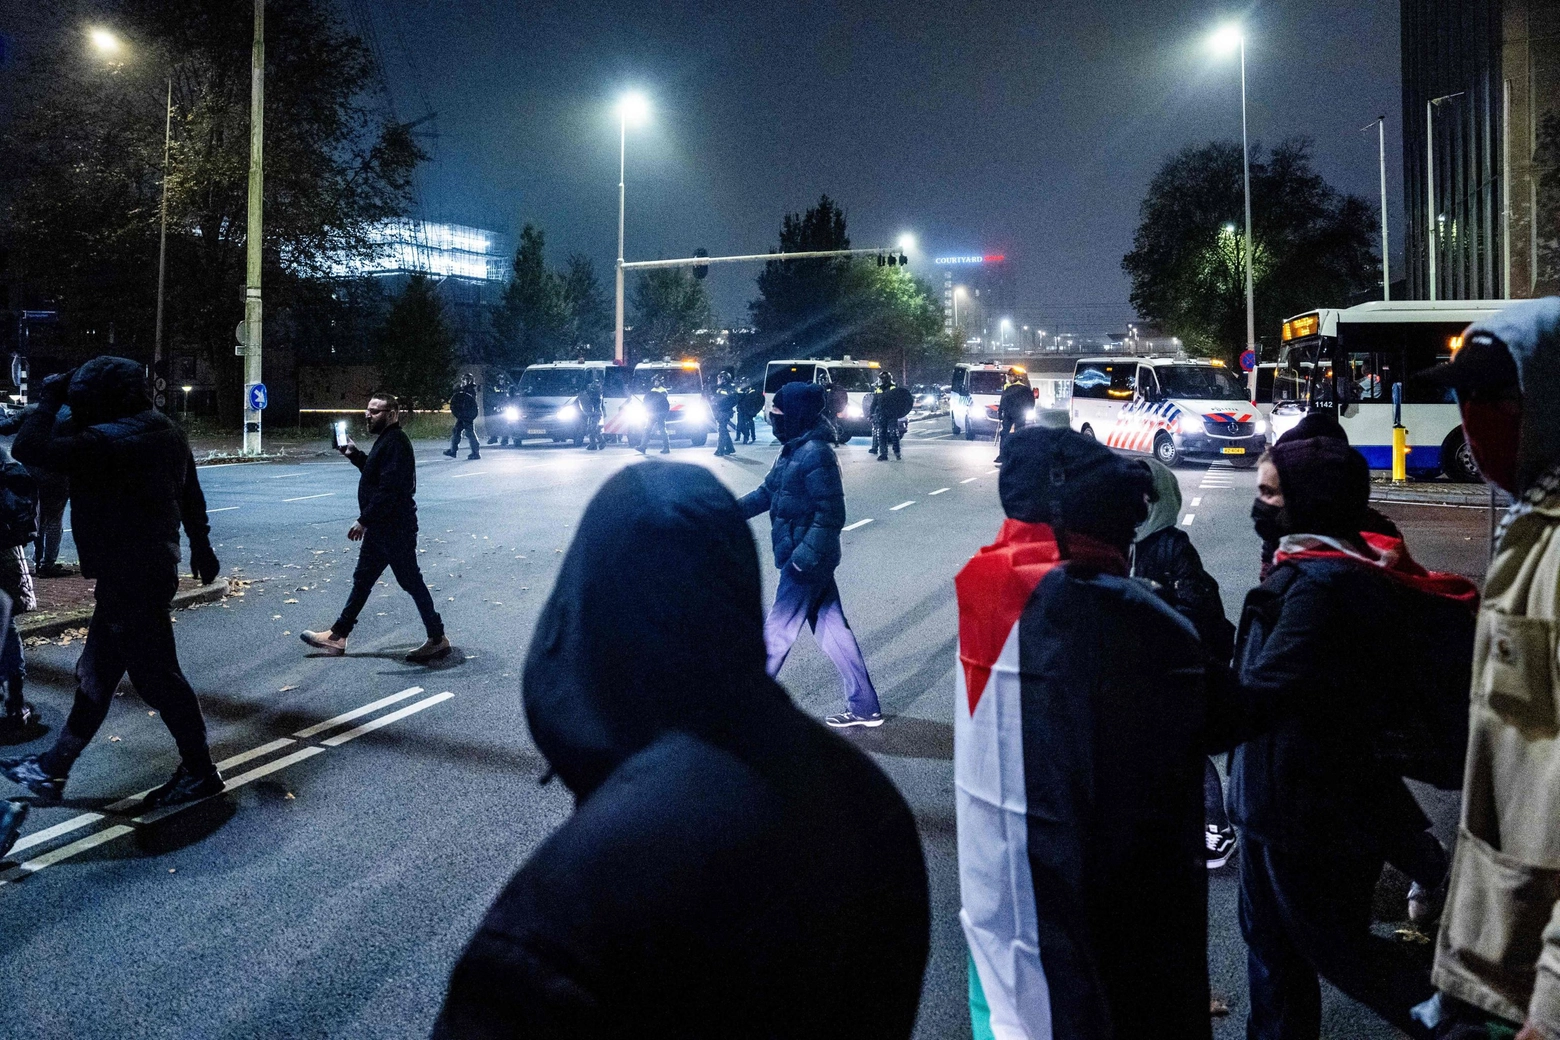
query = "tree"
(1122, 139, 1377, 363)
(376, 275, 454, 410)
(749, 194, 854, 355)
(631, 267, 712, 361)
(491, 224, 567, 367)
(558, 254, 611, 358)
(0, 0, 424, 416)
(841, 265, 960, 384)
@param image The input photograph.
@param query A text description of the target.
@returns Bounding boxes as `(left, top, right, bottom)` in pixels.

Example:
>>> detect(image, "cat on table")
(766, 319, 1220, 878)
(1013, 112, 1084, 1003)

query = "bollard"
(1391, 382, 1408, 483)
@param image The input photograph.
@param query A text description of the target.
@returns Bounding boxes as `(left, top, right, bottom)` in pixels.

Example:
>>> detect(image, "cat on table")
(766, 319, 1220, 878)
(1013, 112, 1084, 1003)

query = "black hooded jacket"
(13, 357, 210, 586)
(740, 382, 845, 578)
(434, 463, 929, 1039)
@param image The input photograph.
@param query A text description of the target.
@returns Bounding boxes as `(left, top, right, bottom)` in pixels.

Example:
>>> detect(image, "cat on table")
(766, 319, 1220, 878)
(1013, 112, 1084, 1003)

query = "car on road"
(510, 362, 629, 446)
(762, 357, 882, 441)
(618, 359, 711, 445)
(1070, 355, 1267, 467)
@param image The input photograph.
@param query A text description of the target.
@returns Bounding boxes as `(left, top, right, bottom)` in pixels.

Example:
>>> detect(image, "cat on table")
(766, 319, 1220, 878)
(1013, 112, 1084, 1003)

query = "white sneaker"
(825, 711, 884, 729)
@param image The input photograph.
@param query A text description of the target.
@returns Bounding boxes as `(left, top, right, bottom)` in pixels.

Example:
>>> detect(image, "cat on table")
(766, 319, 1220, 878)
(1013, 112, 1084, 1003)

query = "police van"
(1069, 356, 1268, 467)
(950, 362, 1033, 440)
(510, 361, 629, 446)
(762, 357, 881, 440)
(616, 359, 711, 446)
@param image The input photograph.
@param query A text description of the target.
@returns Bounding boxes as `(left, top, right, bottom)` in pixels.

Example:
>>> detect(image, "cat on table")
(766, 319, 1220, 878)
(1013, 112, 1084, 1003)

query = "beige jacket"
(1434, 468, 1560, 1034)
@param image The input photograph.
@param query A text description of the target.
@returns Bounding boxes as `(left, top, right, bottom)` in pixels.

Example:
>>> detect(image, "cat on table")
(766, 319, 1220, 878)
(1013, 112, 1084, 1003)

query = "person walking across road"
(302, 393, 450, 663)
(1133, 458, 1240, 868)
(994, 369, 1033, 464)
(580, 376, 605, 451)
(740, 382, 881, 728)
(638, 373, 671, 455)
(444, 374, 480, 460)
(2, 357, 224, 810)
(712, 369, 738, 457)
(0, 444, 38, 738)
(957, 426, 1228, 1040)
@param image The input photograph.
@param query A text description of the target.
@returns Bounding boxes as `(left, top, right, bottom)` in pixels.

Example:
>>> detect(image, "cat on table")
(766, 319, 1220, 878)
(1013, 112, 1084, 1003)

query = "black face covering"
(1251, 499, 1289, 543)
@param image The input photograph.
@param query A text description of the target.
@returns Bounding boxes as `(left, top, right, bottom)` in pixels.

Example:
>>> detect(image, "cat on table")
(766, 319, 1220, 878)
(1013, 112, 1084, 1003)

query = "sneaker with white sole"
(825, 711, 884, 729)
(1204, 825, 1237, 869)
(300, 629, 347, 656)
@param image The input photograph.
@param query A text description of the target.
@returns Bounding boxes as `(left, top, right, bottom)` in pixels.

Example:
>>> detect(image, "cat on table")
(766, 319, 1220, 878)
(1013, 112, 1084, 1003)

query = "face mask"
(1251, 499, 1289, 543)
(1458, 398, 1522, 494)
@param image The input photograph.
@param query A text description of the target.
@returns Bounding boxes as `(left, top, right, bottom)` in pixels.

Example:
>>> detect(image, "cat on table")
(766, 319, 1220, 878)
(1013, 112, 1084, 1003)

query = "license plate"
(527, 428, 547, 435)
(1221, 446, 1246, 455)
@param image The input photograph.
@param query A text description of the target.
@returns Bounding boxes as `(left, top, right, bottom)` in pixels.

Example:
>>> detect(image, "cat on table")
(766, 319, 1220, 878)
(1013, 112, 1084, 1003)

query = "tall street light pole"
(242, 0, 265, 454)
(1211, 25, 1256, 361)
(614, 91, 649, 365)
(154, 74, 172, 381)
(1426, 91, 1464, 302)
(1361, 116, 1390, 300)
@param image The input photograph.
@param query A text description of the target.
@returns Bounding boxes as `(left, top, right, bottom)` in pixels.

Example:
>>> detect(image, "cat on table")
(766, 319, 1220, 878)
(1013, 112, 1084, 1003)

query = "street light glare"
(89, 27, 123, 54)
(897, 233, 916, 251)
(1209, 24, 1243, 55)
(617, 91, 650, 127)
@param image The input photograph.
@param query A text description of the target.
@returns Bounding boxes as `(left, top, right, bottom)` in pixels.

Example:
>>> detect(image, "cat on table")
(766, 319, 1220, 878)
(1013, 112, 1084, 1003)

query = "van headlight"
(844, 404, 863, 419)
(1254, 419, 1268, 436)
(625, 401, 647, 425)
(1022, 409, 1034, 423)
(557, 403, 579, 422)
(502, 406, 520, 422)
(684, 400, 711, 423)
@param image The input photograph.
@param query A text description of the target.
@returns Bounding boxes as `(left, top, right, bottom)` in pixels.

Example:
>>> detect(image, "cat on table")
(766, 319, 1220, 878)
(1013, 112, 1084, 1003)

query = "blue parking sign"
(247, 383, 268, 411)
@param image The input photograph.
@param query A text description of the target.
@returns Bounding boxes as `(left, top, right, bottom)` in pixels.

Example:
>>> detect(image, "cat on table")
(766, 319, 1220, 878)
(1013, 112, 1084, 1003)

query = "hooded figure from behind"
(435, 463, 929, 1039)
(1134, 458, 1235, 659)
(954, 425, 1221, 1040)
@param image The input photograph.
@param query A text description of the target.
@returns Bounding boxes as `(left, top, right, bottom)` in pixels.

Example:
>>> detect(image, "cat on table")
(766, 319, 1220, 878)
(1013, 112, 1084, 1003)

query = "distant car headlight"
(844, 404, 863, 419)
(502, 406, 520, 422)
(557, 403, 579, 422)
(625, 401, 647, 425)
(1255, 419, 1269, 436)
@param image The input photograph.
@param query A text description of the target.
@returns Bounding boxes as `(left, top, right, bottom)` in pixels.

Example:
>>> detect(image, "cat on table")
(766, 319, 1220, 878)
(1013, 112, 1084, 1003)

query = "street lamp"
(181, 384, 193, 416)
(1209, 24, 1256, 363)
(897, 233, 916, 252)
(88, 27, 122, 56)
(1426, 91, 1464, 301)
(614, 91, 650, 364)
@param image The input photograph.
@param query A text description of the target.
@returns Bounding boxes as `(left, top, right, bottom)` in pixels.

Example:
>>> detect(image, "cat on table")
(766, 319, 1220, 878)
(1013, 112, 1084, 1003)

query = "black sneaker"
(825, 711, 884, 729)
(138, 764, 224, 811)
(0, 800, 26, 860)
(0, 702, 35, 735)
(0, 755, 65, 804)
(442, 449, 457, 458)
(37, 563, 74, 578)
(1204, 824, 1237, 869)
(466, 453, 481, 460)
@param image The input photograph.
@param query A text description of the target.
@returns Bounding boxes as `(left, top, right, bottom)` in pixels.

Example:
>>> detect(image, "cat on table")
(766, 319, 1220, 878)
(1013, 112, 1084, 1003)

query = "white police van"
(510, 361, 629, 446)
(617, 359, 711, 446)
(1070, 356, 1268, 467)
(762, 357, 881, 441)
(950, 362, 1031, 440)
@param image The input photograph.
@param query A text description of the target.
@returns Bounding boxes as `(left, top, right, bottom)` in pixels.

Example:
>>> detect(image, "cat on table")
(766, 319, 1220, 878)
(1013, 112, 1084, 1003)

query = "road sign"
(247, 383, 268, 411)
(1239, 350, 1257, 372)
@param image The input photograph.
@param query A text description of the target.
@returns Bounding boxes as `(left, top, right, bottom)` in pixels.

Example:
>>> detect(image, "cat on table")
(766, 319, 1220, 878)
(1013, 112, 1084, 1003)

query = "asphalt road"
(0, 421, 1493, 1039)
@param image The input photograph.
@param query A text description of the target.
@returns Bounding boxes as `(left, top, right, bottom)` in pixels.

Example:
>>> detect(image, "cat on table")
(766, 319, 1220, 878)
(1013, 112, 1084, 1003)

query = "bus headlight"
(502, 406, 520, 422)
(557, 403, 579, 422)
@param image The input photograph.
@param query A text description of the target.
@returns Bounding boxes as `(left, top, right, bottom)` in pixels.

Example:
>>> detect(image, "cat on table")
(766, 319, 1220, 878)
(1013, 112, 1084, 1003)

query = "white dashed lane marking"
(282, 493, 335, 503)
(1191, 497, 1203, 507)
(890, 501, 915, 511)
(1182, 514, 1196, 526)
(208, 506, 241, 513)
(929, 488, 949, 496)
(960, 477, 979, 484)
(842, 519, 874, 531)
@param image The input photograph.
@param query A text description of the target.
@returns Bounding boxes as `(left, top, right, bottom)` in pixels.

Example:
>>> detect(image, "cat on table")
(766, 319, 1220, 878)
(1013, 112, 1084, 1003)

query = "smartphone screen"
(332, 420, 347, 449)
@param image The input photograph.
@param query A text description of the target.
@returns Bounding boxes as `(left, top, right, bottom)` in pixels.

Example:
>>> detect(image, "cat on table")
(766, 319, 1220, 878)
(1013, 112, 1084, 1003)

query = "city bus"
(1274, 300, 1505, 480)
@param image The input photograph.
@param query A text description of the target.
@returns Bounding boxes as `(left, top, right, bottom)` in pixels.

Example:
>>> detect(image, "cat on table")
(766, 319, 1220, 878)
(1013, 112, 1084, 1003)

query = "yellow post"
(1392, 425, 1408, 483)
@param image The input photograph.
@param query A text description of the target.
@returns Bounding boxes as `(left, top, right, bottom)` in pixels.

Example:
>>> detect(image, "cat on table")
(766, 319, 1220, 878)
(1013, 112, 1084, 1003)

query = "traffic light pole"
(614, 246, 903, 361)
(241, 0, 264, 454)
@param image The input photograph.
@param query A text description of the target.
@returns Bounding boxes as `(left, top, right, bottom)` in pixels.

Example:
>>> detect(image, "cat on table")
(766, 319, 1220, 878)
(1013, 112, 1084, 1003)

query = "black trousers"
(1239, 835, 1433, 1040)
(716, 414, 735, 454)
(449, 419, 479, 454)
(639, 416, 670, 453)
(332, 528, 444, 640)
(875, 422, 900, 457)
(584, 414, 603, 449)
(38, 575, 213, 778)
(737, 416, 756, 443)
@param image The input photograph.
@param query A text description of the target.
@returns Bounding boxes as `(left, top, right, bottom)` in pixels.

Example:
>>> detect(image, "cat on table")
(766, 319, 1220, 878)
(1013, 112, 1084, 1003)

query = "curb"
(1371, 487, 1510, 509)
(17, 579, 231, 641)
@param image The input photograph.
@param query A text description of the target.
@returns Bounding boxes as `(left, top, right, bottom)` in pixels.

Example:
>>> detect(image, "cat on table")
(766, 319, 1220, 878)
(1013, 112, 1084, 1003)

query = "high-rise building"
(936, 253, 1016, 352)
(1401, 0, 1559, 300)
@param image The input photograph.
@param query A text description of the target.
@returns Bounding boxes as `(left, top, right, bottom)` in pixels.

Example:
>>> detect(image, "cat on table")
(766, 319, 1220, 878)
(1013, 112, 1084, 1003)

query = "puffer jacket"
(738, 418, 844, 579)
(1133, 458, 1235, 660)
(1434, 297, 1560, 1034)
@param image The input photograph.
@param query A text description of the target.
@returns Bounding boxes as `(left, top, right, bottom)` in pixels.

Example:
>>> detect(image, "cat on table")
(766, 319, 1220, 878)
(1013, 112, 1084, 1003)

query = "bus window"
(765, 364, 816, 394)
(1337, 321, 1466, 404)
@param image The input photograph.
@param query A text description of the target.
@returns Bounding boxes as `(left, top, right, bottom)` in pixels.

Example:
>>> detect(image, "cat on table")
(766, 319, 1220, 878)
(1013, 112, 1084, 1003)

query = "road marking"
(133, 747, 328, 825)
(929, 488, 949, 495)
(282, 493, 335, 503)
(0, 825, 135, 886)
(1182, 513, 1195, 526)
(842, 519, 874, 531)
(208, 506, 241, 513)
(268, 472, 304, 479)
(449, 471, 488, 479)
(321, 691, 453, 747)
(7, 814, 105, 858)
(293, 686, 425, 739)
(890, 501, 915, 511)
(1191, 497, 1203, 507)
(960, 477, 979, 484)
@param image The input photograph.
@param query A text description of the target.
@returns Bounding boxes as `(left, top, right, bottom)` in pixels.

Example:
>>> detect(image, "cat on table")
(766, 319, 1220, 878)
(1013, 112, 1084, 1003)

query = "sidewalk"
(1370, 476, 1511, 509)
(19, 572, 230, 643)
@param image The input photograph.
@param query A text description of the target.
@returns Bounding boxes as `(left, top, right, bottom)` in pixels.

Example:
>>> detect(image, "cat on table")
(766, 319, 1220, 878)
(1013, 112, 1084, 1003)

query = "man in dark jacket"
(994, 369, 1033, 463)
(0, 405, 73, 576)
(868, 370, 905, 461)
(736, 383, 763, 444)
(444, 374, 480, 460)
(740, 382, 881, 727)
(302, 393, 449, 663)
(433, 463, 929, 1039)
(637, 373, 672, 455)
(957, 426, 1221, 1039)
(2, 357, 223, 809)
(579, 377, 604, 451)
(1233, 437, 1453, 1040)
(711, 369, 738, 457)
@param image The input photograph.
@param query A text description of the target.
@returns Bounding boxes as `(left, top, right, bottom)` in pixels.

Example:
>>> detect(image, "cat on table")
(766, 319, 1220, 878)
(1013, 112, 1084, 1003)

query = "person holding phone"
(302, 393, 450, 663)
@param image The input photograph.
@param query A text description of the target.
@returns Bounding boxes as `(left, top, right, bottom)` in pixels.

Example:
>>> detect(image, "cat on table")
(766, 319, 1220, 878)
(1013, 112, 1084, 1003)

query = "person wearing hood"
(956, 425, 1225, 1040)
(1133, 458, 1239, 868)
(736, 382, 763, 444)
(444, 374, 480, 460)
(1413, 298, 1560, 1040)
(1, 357, 223, 809)
(1232, 436, 1479, 1040)
(433, 463, 930, 1038)
(740, 381, 881, 728)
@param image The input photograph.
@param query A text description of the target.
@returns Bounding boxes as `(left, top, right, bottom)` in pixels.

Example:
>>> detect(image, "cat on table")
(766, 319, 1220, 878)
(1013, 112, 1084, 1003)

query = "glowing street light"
(1208, 22, 1256, 364)
(897, 233, 916, 252)
(88, 27, 123, 55)
(614, 90, 651, 363)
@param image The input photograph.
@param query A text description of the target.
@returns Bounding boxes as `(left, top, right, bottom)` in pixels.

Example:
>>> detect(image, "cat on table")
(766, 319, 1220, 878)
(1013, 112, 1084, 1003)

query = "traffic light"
(876, 253, 886, 267)
(693, 247, 709, 280)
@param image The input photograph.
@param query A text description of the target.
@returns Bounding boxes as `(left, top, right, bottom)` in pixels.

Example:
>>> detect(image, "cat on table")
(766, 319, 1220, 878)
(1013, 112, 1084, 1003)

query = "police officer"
(737, 383, 763, 444)
(638, 374, 672, 455)
(580, 377, 605, 451)
(712, 369, 739, 457)
(445, 374, 480, 460)
(995, 369, 1033, 464)
(869, 370, 903, 461)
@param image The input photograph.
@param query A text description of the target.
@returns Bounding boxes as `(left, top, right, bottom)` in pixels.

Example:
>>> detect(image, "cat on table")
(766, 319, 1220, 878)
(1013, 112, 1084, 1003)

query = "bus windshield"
(823, 366, 877, 391)
(1157, 365, 1248, 401)
(632, 367, 703, 394)
(518, 369, 589, 397)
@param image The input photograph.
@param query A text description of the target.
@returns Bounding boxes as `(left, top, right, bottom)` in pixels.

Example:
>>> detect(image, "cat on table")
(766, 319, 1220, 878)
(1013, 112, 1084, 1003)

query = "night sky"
(363, 0, 1403, 333)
